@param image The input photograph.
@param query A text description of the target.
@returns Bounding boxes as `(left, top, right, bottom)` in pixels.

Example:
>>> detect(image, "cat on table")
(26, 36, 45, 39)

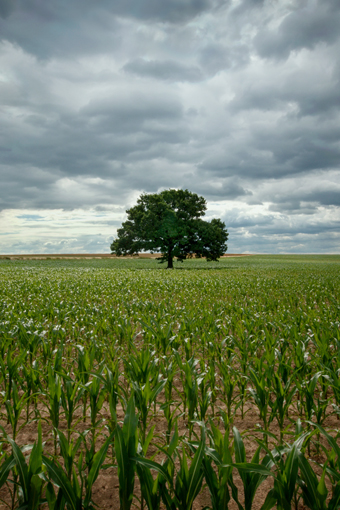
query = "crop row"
(0, 257, 339, 509)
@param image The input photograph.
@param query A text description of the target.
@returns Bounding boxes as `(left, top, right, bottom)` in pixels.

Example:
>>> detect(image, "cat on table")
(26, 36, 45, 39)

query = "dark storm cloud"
(198, 43, 250, 74)
(194, 181, 251, 200)
(123, 58, 204, 82)
(80, 92, 183, 132)
(0, 0, 340, 253)
(0, 0, 15, 18)
(0, 87, 187, 208)
(0, 0, 224, 59)
(267, 187, 340, 213)
(268, 201, 318, 215)
(305, 190, 340, 206)
(229, 65, 340, 118)
(0, 0, 223, 23)
(225, 209, 340, 237)
(254, 0, 340, 60)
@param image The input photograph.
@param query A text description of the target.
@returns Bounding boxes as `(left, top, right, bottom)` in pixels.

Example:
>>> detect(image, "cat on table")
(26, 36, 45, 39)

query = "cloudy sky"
(0, 0, 340, 254)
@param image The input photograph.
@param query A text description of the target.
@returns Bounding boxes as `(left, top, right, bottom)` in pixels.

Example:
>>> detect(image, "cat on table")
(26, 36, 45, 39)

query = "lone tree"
(110, 189, 228, 268)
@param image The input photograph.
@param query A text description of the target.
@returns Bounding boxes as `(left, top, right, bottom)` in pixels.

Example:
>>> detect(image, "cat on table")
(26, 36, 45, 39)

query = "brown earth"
(0, 388, 338, 510)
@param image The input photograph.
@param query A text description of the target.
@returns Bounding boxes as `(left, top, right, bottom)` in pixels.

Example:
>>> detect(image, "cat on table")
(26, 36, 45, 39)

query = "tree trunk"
(167, 251, 173, 269)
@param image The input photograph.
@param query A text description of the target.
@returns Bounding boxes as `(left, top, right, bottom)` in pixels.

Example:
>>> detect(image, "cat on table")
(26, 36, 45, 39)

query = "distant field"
(0, 252, 248, 260)
(0, 255, 339, 509)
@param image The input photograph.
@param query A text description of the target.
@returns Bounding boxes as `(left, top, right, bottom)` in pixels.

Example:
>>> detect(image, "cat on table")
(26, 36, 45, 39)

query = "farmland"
(0, 254, 339, 510)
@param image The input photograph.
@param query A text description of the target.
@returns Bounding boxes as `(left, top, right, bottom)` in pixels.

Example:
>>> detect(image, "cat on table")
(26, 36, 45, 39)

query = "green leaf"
(260, 488, 277, 510)
(42, 456, 77, 510)
(316, 468, 327, 507)
(29, 421, 43, 476)
(8, 437, 29, 502)
(46, 481, 57, 510)
(233, 427, 246, 464)
(328, 482, 340, 510)
(0, 454, 15, 489)
(229, 462, 272, 478)
(142, 425, 155, 456)
(133, 456, 171, 485)
(187, 437, 204, 508)
(85, 431, 115, 506)
(27, 473, 43, 510)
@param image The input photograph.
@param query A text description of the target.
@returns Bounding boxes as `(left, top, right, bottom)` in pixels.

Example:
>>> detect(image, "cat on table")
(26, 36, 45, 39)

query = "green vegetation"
(0, 254, 339, 509)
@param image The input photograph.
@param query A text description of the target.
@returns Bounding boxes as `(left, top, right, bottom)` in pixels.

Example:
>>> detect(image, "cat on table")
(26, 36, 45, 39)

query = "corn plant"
(61, 375, 84, 442)
(43, 430, 114, 510)
(44, 367, 63, 456)
(257, 434, 308, 510)
(145, 428, 205, 510)
(21, 361, 42, 421)
(132, 376, 167, 443)
(76, 344, 94, 422)
(270, 373, 296, 444)
(85, 369, 106, 451)
(0, 440, 15, 508)
(231, 427, 273, 510)
(0, 346, 24, 402)
(198, 372, 212, 422)
(206, 356, 218, 416)
(17, 324, 42, 366)
(297, 372, 322, 453)
(133, 426, 179, 510)
(171, 432, 205, 510)
(7, 422, 45, 510)
(322, 364, 340, 419)
(219, 362, 238, 422)
(297, 450, 340, 510)
(175, 354, 200, 439)
(2, 381, 29, 441)
(248, 365, 273, 445)
(203, 420, 236, 510)
(309, 423, 340, 498)
(135, 460, 164, 510)
(114, 396, 139, 510)
(160, 401, 181, 442)
(56, 428, 83, 481)
(124, 346, 158, 386)
(234, 336, 248, 420)
(139, 317, 174, 356)
(160, 357, 176, 404)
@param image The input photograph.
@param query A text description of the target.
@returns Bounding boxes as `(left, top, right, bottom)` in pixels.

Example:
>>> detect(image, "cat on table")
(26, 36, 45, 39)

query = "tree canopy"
(110, 189, 228, 268)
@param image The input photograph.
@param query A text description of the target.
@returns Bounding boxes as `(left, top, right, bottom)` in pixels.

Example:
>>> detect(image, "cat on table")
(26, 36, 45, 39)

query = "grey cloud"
(254, 0, 340, 60)
(305, 190, 340, 206)
(198, 43, 250, 74)
(197, 182, 252, 200)
(229, 57, 340, 117)
(0, 0, 223, 60)
(3, 0, 222, 23)
(80, 92, 183, 132)
(226, 210, 340, 237)
(268, 201, 318, 215)
(0, 0, 15, 18)
(1, 0, 340, 254)
(123, 58, 204, 82)
(225, 211, 276, 229)
(229, 231, 340, 254)
(2, 234, 112, 255)
(268, 189, 340, 211)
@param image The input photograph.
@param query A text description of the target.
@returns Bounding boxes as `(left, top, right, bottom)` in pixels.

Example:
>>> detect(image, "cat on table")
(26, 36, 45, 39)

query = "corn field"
(0, 254, 339, 510)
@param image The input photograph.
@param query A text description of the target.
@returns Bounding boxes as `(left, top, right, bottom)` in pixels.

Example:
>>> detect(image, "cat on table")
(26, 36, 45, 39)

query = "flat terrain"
(0, 255, 339, 509)
(0, 253, 248, 260)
